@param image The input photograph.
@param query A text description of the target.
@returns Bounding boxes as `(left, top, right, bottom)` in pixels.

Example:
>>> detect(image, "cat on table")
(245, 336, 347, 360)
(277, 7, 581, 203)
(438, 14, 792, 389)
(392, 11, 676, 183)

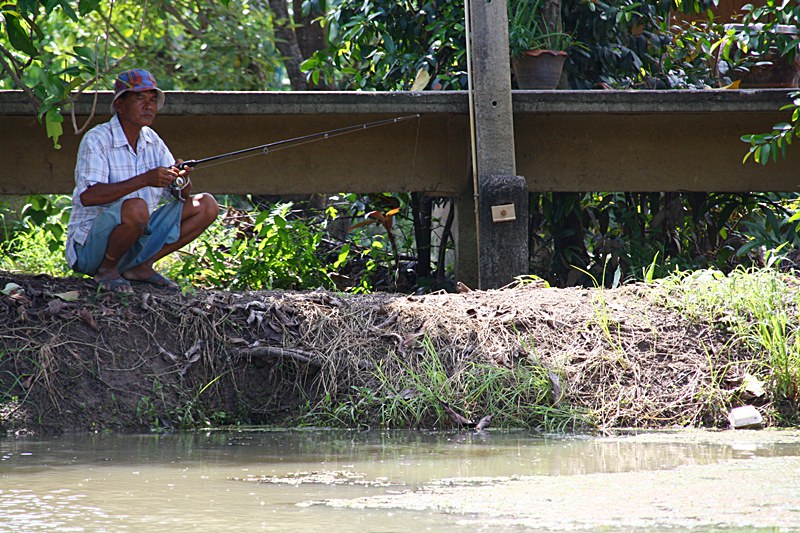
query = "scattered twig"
(240, 346, 321, 369)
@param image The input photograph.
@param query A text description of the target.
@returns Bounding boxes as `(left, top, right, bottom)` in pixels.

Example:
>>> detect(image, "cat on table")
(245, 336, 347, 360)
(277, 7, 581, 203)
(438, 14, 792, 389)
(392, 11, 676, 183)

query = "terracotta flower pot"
(511, 50, 567, 90)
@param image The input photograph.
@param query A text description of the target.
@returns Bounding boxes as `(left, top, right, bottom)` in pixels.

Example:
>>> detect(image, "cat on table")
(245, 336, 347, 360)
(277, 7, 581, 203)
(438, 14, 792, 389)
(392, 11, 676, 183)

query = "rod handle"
(177, 160, 198, 170)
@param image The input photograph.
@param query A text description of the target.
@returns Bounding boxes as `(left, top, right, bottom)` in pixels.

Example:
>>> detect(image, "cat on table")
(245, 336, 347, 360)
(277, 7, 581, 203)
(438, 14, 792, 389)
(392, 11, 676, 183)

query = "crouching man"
(65, 68, 218, 292)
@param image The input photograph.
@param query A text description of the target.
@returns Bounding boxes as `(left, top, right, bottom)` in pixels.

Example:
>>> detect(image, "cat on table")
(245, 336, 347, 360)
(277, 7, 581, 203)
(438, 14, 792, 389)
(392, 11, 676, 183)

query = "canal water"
(1, 428, 799, 532)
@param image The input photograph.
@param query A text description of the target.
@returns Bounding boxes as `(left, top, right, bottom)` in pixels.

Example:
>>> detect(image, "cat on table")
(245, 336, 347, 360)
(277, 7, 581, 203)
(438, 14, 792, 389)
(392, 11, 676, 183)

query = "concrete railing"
(1, 89, 798, 195)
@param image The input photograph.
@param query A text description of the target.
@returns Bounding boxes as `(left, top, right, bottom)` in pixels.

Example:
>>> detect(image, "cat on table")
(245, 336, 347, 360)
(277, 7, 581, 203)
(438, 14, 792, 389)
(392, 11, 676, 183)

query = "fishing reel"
(169, 160, 196, 192)
(169, 175, 190, 191)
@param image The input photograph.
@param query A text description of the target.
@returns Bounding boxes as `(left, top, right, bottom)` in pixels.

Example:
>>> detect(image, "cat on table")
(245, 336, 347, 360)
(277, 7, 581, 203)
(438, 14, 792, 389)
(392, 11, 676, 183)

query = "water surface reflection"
(1, 429, 798, 531)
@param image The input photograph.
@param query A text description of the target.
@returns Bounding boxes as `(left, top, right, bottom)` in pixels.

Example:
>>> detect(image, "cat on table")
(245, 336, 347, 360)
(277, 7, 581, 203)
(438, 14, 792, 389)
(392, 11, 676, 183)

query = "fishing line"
(171, 114, 421, 190)
(409, 115, 421, 190)
(182, 114, 422, 169)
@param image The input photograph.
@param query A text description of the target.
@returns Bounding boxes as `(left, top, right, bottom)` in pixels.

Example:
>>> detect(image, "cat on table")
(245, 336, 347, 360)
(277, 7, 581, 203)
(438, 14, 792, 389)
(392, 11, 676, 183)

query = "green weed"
(0, 195, 72, 276)
(659, 265, 800, 423)
(301, 336, 586, 431)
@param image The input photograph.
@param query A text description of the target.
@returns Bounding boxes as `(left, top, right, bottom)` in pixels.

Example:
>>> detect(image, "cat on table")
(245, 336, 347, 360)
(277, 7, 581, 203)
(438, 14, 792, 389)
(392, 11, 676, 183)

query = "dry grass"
(0, 272, 777, 433)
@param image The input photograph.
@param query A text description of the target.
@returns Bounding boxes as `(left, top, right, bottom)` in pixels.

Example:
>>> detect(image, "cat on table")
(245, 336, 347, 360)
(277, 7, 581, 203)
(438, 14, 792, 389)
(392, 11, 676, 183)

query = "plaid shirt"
(65, 115, 174, 268)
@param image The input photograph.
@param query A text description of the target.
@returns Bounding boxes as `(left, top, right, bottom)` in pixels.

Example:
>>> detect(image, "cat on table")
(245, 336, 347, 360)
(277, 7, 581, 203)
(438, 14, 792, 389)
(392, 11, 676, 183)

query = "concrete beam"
(1, 89, 799, 195)
(0, 91, 470, 196)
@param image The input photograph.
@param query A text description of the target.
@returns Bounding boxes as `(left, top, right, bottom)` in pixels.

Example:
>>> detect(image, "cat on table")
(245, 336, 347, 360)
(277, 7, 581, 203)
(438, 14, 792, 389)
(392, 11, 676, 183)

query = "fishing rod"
(170, 114, 421, 191)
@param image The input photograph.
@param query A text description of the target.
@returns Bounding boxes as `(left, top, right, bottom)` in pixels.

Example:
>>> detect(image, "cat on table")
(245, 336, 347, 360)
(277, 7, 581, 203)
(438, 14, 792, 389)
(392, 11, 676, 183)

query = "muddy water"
(1, 429, 799, 532)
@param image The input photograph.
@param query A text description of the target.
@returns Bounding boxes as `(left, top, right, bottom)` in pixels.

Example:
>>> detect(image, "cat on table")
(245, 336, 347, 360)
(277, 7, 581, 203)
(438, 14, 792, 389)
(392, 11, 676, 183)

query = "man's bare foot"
(94, 263, 133, 294)
(95, 276, 133, 293)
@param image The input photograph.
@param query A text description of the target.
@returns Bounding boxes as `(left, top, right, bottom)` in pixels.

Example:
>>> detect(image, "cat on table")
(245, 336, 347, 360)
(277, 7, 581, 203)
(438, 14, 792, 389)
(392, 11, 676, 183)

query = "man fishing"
(65, 68, 218, 293)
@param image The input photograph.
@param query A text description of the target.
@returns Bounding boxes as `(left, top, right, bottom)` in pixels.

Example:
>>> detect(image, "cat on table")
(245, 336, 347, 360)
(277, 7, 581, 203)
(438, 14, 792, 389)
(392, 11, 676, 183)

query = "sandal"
(130, 272, 180, 292)
(96, 277, 133, 293)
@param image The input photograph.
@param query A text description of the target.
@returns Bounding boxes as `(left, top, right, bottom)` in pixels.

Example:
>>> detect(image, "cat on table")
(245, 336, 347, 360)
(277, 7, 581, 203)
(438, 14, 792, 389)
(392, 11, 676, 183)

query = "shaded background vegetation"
(2, 0, 800, 292)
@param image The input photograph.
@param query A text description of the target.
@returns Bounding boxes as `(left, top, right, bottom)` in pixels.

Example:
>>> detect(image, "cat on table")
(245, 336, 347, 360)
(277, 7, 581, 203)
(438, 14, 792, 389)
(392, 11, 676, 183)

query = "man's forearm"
(79, 174, 149, 206)
(79, 165, 185, 206)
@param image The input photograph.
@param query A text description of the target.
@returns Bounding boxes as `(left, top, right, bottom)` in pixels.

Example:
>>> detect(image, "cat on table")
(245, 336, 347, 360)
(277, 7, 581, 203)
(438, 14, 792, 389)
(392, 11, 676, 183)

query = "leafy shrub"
(0, 195, 72, 276)
(166, 202, 344, 291)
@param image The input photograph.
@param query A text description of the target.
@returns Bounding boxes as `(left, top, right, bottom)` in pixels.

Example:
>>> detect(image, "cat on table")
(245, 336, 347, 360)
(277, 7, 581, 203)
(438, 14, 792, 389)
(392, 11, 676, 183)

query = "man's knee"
(194, 193, 219, 223)
(120, 198, 150, 229)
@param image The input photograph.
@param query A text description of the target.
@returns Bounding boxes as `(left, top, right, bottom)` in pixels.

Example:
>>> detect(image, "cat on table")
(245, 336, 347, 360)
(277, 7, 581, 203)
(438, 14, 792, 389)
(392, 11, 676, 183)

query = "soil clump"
(0, 271, 755, 434)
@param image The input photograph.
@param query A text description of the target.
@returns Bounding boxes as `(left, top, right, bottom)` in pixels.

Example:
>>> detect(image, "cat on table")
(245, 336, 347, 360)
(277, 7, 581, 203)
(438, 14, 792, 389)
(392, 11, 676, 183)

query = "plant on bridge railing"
(713, 1, 800, 89)
(741, 91, 800, 165)
(562, 0, 719, 89)
(300, 0, 468, 90)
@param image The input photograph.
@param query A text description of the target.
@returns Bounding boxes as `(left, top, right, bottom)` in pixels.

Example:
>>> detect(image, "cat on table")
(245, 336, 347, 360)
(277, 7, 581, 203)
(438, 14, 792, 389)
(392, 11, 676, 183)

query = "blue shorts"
(72, 198, 183, 276)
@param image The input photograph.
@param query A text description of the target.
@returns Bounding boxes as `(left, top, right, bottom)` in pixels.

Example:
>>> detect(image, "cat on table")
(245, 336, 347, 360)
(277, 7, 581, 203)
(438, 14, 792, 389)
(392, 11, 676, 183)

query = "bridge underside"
(2, 90, 799, 196)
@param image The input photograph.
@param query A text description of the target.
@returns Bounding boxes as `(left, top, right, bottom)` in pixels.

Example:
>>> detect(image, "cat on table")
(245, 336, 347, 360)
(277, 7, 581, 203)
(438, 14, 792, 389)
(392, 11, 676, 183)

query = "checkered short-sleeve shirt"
(65, 115, 175, 268)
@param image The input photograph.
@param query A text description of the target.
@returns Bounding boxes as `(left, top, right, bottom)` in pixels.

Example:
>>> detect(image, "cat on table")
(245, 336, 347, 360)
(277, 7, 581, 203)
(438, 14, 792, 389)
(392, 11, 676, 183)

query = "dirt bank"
(0, 271, 763, 434)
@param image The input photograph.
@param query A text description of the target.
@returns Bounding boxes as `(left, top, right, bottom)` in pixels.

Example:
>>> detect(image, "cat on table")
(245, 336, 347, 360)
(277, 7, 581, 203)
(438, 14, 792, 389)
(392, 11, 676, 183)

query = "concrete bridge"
(4, 0, 800, 289)
(3, 89, 799, 196)
(1, 88, 799, 287)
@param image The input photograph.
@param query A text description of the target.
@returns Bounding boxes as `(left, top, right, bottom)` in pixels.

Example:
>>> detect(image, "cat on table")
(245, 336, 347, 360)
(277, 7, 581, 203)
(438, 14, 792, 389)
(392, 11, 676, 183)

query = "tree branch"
(163, 2, 205, 40)
(0, 44, 39, 107)
(239, 346, 321, 368)
(267, 0, 309, 90)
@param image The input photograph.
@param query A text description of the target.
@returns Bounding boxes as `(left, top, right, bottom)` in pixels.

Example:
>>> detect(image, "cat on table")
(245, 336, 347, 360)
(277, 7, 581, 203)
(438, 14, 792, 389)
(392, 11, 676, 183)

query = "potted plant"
(714, 3, 800, 88)
(508, 0, 572, 89)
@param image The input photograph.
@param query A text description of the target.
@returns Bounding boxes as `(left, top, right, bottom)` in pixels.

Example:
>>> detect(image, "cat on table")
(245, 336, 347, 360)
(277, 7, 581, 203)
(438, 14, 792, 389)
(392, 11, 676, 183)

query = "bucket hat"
(110, 68, 165, 113)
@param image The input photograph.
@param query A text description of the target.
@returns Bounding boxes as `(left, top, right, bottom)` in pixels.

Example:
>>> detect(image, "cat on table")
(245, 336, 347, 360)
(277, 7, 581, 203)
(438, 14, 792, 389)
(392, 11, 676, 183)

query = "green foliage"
(663, 19, 723, 89)
(301, 0, 467, 90)
(0, 193, 423, 294)
(115, 1, 284, 91)
(0, 1, 285, 147)
(0, 0, 110, 147)
(135, 375, 231, 431)
(659, 266, 800, 422)
(335, 192, 418, 292)
(167, 202, 341, 291)
(742, 92, 800, 165)
(736, 195, 800, 257)
(301, 0, 726, 91)
(303, 336, 583, 431)
(714, 1, 800, 81)
(563, 0, 719, 89)
(733, 3, 800, 164)
(508, 0, 574, 57)
(0, 350, 24, 404)
(0, 194, 71, 276)
(530, 191, 800, 288)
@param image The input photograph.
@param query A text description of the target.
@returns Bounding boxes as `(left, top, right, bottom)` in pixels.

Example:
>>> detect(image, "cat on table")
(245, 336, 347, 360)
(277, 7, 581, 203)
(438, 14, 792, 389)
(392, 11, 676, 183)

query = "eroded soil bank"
(0, 271, 771, 434)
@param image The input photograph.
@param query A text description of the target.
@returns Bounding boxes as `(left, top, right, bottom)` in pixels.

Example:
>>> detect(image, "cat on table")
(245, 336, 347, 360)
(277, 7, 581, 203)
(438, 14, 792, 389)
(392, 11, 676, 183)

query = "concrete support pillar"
(478, 175, 529, 285)
(454, 189, 479, 288)
(466, 0, 529, 289)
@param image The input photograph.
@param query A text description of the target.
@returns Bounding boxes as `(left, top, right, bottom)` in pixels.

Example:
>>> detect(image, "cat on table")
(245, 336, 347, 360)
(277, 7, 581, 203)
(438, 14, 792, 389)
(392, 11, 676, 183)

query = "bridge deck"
(1, 89, 797, 195)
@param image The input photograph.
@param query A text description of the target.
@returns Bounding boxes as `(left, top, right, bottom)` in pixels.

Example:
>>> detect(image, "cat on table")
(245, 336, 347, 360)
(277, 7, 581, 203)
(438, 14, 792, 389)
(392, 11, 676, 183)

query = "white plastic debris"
(728, 405, 763, 429)
(1, 282, 23, 295)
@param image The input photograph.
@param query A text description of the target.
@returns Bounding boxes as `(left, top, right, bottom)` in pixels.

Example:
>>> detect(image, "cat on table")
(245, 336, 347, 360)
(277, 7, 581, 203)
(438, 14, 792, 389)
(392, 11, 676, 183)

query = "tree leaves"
(4, 12, 38, 56)
(44, 108, 63, 149)
(741, 93, 800, 165)
(78, 0, 101, 16)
